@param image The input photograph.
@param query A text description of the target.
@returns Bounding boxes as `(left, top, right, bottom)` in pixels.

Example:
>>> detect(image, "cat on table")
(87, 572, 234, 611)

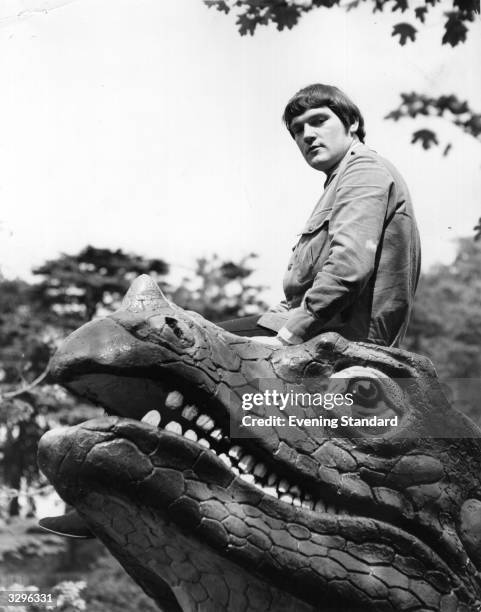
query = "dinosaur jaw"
(38, 417, 469, 612)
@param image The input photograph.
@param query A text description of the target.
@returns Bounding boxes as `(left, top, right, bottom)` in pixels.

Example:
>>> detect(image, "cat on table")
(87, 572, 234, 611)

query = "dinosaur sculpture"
(38, 275, 481, 611)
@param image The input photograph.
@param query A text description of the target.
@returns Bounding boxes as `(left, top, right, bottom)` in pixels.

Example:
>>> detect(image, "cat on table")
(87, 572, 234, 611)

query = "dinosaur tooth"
(182, 405, 198, 421)
(280, 493, 293, 505)
(302, 499, 315, 510)
(292, 497, 302, 507)
(263, 486, 278, 498)
(240, 473, 255, 484)
(253, 462, 267, 478)
(141, 410, 161, 427)
(228, 445, 243, 460)
(165, 421, 182, 434)
(239, 455, 255, 473)
(184, 429, 198, 441)
(267, 473, 278, 486)
(165, 391, 184, 410)
(278, 479, 290, 494)
(196, 415, 215, 431)
(314, 500, 326, 512)
(219, 453, 232, 467)
(210, 428, 222, 441)
(198, 438, 210, 448)
(289, 485, 302, 497)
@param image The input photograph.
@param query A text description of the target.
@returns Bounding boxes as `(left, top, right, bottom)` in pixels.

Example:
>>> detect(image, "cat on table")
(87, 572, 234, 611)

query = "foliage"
(76, 554, 160, 612)
(170, 253, 268, 322)
(204, 0, 479, 44)
(0, 519, 66, 564)
(0, 581, 86, 612)
(404, 238, 481, 422)
(386, 93, 481, 151)
(475, 217, 481, 241)
(0, 552, 161, 612)
(0, 279, 57, 385)
(30, 246, 169, 324)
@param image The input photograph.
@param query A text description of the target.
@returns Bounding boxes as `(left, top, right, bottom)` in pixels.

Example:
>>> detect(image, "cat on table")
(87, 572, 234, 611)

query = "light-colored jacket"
(258, 142, 421, 346)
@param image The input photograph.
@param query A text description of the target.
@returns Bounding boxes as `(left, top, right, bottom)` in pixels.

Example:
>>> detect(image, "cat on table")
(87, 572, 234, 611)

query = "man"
(39, 84, 420, 539)
(222, 83, 421, 348)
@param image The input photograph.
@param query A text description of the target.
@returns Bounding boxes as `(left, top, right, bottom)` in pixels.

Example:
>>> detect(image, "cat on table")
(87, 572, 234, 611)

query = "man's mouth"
(308, 144, 324, 154)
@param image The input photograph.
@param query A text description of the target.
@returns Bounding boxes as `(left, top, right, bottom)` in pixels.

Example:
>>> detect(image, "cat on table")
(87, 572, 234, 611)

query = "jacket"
(258, 141, 421, 346)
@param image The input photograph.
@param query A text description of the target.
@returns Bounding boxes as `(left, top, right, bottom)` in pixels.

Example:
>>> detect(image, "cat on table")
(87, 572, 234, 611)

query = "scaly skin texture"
(38, 276, 481, 612)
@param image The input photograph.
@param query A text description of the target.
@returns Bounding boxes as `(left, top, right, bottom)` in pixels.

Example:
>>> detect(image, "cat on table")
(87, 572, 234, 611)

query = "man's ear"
(349, 120, 359, 136)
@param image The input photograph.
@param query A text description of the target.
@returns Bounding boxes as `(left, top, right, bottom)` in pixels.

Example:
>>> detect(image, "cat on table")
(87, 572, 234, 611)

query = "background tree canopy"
(204, 0, 479, 45)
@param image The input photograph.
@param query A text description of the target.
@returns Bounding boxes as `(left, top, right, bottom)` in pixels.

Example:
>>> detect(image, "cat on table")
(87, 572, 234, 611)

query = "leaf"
(345, 0, 361, 11)
(271, 5, 302, 31)
(435, 94, 469, 115)
(392, 0, 409, 13)
(414, 6, 428, 22)
(384, 109, 403, 121)
(453, 0, 480, 12)
(392, 22, 417, 45)
(462, 114, 481, 138)
(372, 0, 388, 12)
(474, 218, 481, 242)
(411, 129, 439, 149)
(442, 12, 468, 46)
(236, 12, 259, 36)
(204, 0, 230, 13)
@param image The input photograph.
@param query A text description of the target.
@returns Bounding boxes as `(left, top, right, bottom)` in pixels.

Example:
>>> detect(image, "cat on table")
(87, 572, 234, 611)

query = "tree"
(385, 93, 481, 153)
(31, 246, 169, 325)
(204, 0, 479, 43)
(169, 253, 268, 321)
(404, 238, 481, 422)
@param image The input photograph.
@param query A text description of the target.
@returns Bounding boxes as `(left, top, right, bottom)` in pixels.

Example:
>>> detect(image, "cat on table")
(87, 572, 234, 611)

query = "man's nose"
(302, 123, 317, 143)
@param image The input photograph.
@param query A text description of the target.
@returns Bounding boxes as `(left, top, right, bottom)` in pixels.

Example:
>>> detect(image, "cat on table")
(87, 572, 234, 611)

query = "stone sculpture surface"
(38, 276, 481, 611)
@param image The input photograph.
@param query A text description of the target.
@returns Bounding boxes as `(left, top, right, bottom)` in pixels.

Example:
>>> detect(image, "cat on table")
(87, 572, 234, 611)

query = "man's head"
(283, 84, 365, 173)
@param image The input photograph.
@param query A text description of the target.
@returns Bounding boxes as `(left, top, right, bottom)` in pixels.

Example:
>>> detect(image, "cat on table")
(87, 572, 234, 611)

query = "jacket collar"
(323, 140, 364, 188)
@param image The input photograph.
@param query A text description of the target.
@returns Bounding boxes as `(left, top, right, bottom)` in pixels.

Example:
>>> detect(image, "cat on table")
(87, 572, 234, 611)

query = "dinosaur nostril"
(165, 317, 184, 338)
(164, 317, 194, 345)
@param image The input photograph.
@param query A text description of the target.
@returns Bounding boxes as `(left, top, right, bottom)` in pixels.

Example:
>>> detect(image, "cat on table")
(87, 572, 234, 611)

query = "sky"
(0, 0, 480, 302)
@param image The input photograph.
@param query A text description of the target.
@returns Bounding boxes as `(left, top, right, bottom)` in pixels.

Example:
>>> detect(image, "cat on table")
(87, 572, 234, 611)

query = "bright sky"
(0, 0, 480, 302)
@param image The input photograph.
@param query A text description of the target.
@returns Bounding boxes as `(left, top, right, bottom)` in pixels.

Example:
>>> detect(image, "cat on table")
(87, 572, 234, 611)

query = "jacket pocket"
(293, 208, 332, 282)
(300, 207, 333, 235)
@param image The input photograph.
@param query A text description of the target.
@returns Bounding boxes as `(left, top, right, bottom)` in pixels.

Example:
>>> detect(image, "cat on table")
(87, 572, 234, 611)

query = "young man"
(222, 83, 421, 348)
(39, 84, 421, 539)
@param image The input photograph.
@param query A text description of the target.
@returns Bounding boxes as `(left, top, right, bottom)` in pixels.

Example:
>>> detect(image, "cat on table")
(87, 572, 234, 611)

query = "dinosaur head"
(39, 275, 481, 611)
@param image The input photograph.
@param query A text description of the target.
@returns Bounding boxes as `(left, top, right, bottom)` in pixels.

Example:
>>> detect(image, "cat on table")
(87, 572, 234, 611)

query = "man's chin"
(306, 155, 330, 172)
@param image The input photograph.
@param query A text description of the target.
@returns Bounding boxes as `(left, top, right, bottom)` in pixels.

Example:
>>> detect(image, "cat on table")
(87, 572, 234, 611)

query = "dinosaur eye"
(349, 379, 379, 407)
(328, 366, 405, 435)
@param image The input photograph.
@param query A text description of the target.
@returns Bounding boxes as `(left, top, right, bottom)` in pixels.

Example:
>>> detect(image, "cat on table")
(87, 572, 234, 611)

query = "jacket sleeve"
(278, 154, 393, 344)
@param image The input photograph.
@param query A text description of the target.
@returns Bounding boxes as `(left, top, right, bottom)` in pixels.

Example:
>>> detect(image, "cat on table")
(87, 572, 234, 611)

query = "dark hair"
(283, 84, 366, 143)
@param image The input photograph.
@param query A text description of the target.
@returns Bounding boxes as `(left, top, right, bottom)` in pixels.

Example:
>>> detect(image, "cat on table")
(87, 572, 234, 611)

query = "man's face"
(290, 106, 358, 173)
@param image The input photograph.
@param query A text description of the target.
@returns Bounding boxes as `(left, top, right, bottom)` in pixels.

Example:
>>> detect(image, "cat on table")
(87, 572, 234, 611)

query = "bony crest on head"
(120, 274, 173, 313)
